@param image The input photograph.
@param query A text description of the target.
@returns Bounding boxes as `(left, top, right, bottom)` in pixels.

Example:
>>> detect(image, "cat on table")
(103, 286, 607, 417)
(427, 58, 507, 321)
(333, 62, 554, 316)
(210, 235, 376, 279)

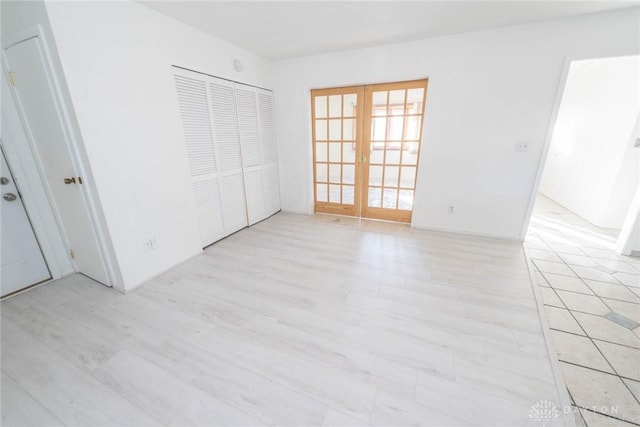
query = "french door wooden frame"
(311, 85, 365, 217)
(312, 79, 428, 223)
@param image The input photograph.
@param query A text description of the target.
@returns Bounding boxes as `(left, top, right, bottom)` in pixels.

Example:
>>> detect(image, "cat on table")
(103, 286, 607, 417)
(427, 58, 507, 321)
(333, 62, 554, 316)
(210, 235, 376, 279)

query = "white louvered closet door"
(174, 72, 224, 246)
(257, 89, 281, 215)
(209, 80, 249, 235)
(175, 67, 280, 248)
(235, 87, 266, 224)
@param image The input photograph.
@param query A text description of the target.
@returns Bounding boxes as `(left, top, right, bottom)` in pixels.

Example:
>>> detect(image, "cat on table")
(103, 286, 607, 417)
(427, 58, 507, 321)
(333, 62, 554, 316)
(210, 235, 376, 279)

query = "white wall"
(540, 55, 640, 229)
(6, 1, 273, 291)
(617, 186, 640, 256)
(272, 8, 640, 239)
(602, 115, 640, 228)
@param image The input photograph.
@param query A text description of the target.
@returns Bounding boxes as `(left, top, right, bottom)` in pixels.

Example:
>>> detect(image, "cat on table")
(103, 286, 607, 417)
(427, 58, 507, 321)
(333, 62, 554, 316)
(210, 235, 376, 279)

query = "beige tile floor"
(526, 194, 640, 426)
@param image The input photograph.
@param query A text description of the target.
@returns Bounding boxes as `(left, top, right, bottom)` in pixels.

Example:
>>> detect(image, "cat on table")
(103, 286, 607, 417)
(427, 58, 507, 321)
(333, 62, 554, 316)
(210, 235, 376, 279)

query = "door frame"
(521, 54, 640, 255)
(311, 85, 365, 217)
(2, 25, 119, 288)
(360, 79, 428, 224)
(310, 79, 428, 223)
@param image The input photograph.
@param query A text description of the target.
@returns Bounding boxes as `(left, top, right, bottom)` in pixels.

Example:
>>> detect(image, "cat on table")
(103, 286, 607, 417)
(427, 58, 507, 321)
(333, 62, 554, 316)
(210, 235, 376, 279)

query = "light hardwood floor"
(2, 213, 569, 426)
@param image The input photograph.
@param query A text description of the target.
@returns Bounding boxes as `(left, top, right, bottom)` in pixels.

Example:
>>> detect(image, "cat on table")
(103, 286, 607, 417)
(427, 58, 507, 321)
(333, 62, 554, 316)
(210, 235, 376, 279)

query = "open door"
(3, 37, 110, 285)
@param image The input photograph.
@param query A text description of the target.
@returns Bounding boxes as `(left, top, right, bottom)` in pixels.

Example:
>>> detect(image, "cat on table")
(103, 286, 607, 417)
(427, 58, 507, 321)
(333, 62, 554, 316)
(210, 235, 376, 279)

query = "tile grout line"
(530, 262, 640, 306)
(576, 405, 640, 427)
(521, 245, 575, 426)
(555, 256, 640, 399)
(546, 325, 640, 351)
(529, 234, 640, 414)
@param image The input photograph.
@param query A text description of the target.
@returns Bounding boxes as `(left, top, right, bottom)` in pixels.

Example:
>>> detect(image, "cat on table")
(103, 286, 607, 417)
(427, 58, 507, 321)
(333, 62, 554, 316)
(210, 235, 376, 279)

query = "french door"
(311, 79, 428, 223)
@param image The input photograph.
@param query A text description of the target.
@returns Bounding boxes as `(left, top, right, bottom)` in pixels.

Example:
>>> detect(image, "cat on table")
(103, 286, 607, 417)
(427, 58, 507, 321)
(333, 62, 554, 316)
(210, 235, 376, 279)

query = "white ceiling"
(140, 1, 639, 60)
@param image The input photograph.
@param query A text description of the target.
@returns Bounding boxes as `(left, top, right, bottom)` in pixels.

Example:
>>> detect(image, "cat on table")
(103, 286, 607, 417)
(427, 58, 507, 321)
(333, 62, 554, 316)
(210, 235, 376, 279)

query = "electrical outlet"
(144, 237, 158, 253)
(515, 140, 529, 152)
(448, 206, 455, 214)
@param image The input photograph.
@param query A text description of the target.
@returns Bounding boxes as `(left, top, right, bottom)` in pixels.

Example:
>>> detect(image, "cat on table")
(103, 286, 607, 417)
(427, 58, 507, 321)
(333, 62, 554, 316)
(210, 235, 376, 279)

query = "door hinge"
(7, 71, 16, 86)
(69, 249, 75, 259)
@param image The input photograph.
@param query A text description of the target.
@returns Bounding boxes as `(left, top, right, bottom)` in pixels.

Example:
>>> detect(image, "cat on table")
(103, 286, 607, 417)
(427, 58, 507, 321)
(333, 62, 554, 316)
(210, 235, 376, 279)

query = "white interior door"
(209, 80, 248, 235)
(174, 67, 280, 246)
(235, 86, 266, 224)
(174, 72, 224, 246)
(257, 89, 281, 216)
(4, 37, 109, 285)
(1, 148, 50, 296)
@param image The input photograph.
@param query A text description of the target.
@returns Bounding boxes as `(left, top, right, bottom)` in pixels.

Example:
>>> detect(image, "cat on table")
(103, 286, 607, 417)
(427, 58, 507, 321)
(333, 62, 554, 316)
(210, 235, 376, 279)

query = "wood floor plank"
(1, 371, 64, 427)
(93, 349, 266, 426)
(1, 213, 564, 426)
(0, 318, 162, 426)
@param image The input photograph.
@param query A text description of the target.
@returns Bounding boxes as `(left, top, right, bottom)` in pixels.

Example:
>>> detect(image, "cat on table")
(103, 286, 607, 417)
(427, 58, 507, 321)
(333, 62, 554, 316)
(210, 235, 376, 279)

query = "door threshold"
(307, 213, 411, 232)
(1, 277, 53, 301)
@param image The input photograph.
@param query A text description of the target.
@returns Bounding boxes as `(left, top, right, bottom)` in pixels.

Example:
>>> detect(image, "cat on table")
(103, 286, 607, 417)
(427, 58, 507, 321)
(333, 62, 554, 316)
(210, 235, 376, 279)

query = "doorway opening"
(311, 79, 428, 223)
(523, 55, 640, 425)
(526, 55, 639, 254)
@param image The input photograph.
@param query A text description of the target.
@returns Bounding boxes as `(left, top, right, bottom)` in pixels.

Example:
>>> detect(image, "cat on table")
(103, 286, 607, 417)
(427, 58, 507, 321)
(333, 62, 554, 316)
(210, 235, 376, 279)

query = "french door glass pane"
(329, 119, 341, 140)
(400, 166, 416, 188)
(343, 119, 355, 140)
(315, 143, 327, 162)
(317, 184, 328, 202)
(343, 186, 354, 204)
(384, 166, 399, 187)
(399, 189, 414, 210)
(368, 187, 382, 208)
(329, 184, 341, 203)
(343, 94, 357, 116)
(329, 164, 341, 183)
(316, 163, 327, 182)
(343, 143, 356, 163)
(329, 143, 341, 162)
(372, 92, 387, 116)
(315, 96, 327, 118)
(315, 120, 327, 140)
(383, 188, 398, 208)
(343, 164, 355, 184)
(312, 88, 360, 211)
(328, 95, 342, 117)
(369, 165, 382, 186)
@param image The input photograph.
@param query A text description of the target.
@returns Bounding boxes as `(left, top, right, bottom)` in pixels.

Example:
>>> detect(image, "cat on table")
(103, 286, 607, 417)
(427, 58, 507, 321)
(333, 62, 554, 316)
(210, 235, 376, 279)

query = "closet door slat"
(258, 91, 277, 165)
(219, 174, 248, 233)
(243, 168, 265, 225)
(174, 75, 217, 176)
(257, 90, 280, 216)
(263, 163, 281, 215)
(235, 88, 261, 167)
(192, 177, 224, 246)
(210, 82, 243, 173)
